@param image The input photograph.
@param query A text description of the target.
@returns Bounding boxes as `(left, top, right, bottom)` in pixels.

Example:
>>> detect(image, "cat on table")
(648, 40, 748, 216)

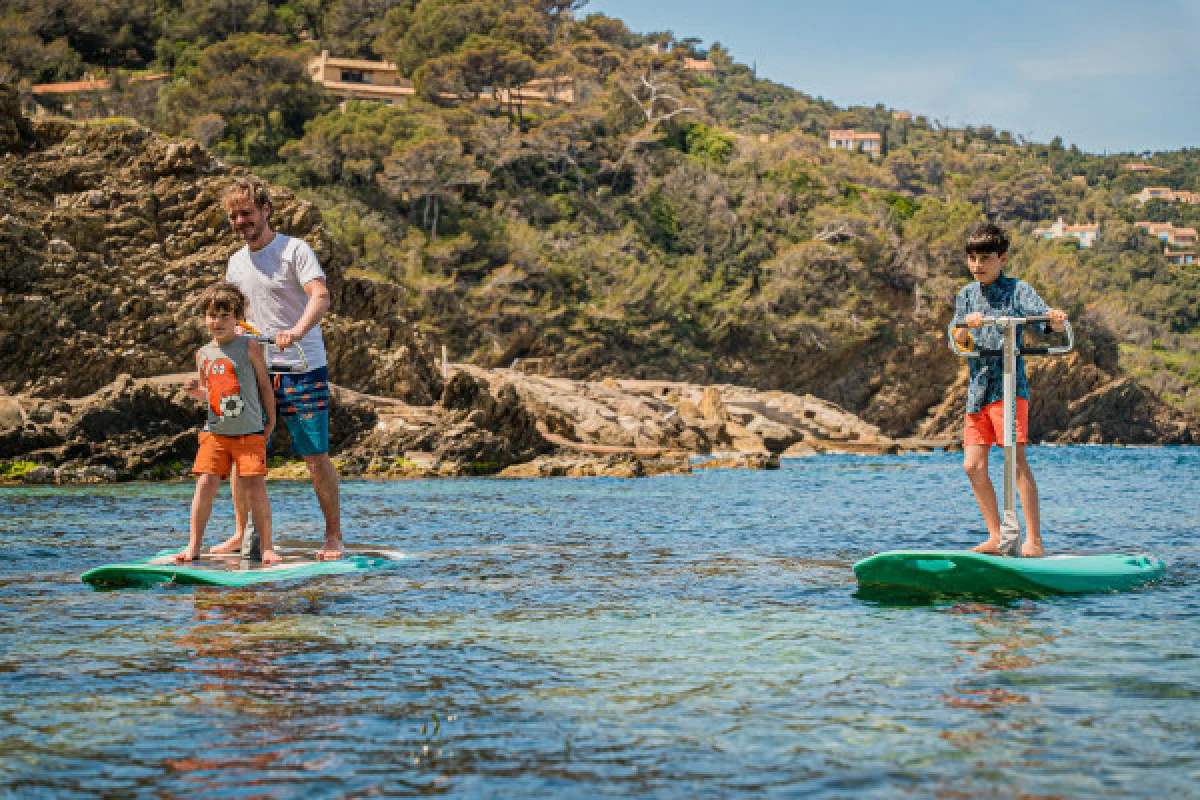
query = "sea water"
(1, 446, 1197, 798)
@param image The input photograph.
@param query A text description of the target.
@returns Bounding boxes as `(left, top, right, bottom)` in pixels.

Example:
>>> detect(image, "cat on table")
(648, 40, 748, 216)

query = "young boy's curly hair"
(198, 281, 247, 319)
(965, 223, 1010, 256)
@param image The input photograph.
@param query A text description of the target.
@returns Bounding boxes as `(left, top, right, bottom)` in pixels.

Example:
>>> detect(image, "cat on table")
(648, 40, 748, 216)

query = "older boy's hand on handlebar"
(963, 312, 985, 328)
(1046, 309, 1067, 331)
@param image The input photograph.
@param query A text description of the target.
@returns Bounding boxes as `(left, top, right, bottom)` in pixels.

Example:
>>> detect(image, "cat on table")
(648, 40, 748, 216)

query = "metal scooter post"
(998, 320, 1021, 557)
(949, 315, 1073, 557)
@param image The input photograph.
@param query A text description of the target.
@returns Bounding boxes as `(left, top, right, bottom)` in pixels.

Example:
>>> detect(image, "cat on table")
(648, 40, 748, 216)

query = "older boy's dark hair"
(965, 223, 1010, 255)
(199, 281, 246, 318)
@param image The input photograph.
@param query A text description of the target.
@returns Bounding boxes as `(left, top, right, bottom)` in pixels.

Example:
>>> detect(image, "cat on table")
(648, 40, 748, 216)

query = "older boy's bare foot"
(261, 549, 283, 566)
(1021, 542, 1044, 558)
(316, 537, 345, 561)
(174, 546, 201, 563)
(209, 533, 243, 555)
(971, 540, 1002, 555)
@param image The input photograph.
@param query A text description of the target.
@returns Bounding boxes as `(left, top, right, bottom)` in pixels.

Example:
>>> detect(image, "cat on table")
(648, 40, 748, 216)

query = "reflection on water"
(1, 448, 1197, 798)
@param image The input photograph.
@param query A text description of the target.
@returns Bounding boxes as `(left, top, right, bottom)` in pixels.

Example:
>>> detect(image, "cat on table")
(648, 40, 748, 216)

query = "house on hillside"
(308, 51, 414, 105)
(1123, 162, 1167, 174)
(1133, 186, 1200, 205)
(1136, 221, 1197, 265)
(488, 77, 575, 106)
(828, 129, 881, 157)
(28, 73, 168, 118)
(1033, 217, 1098, 248)
(1136, 221, 1198, 248)
(308, 51, 574, 107)
(683, 57, 717, 74)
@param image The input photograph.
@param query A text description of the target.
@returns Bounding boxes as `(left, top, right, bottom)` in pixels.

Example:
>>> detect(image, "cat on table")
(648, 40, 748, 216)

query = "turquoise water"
(2, 447, 1198, 798)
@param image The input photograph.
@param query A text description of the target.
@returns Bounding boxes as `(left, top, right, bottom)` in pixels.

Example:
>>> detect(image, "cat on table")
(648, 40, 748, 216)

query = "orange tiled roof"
(829, 129, 881, 141)
(31, 72, 167, 95)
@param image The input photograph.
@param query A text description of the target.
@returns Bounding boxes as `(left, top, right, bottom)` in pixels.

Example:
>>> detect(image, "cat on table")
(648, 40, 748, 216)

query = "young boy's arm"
(247, 341, 276, 438)
(184, 351, 208, 403)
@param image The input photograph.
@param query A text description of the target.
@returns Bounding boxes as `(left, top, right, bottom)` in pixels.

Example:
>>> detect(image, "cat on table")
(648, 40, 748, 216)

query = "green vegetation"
(6, 0, 1199, 416)
(0, 461, 40, 481)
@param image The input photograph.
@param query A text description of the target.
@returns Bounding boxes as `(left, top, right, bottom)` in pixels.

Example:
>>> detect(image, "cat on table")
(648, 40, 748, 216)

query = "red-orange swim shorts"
(964, 397, 1028, 447)
(193, 432, 268, 478)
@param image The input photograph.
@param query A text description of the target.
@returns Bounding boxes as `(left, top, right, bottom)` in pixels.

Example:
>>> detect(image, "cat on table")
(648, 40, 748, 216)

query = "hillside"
(3, 0, 1198, 441)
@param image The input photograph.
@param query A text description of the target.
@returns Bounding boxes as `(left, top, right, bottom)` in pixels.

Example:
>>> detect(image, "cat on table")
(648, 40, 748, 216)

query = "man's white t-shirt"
(226, 234, 328, 371)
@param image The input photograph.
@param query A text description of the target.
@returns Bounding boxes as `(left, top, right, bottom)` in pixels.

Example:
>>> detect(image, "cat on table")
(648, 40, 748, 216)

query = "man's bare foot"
(316, 538, 345, 561)
(174, 546, 201, 563)
(1021, 542, 1044, 558)
(261, 549, 283, 566)
(971, 540, 1002, 555)
(209, 532, 243, 555)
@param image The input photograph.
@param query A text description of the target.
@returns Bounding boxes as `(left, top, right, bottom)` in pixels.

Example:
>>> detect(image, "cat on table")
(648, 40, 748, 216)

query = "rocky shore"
(0, 90, 1194, 484)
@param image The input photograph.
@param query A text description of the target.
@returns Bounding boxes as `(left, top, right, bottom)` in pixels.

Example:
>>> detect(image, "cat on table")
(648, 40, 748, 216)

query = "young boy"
(950, 223, 1067, 558)
(177, 282, 281, 565)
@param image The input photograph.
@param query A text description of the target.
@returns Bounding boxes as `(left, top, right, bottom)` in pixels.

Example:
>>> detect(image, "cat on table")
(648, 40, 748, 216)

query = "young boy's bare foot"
(1021, 541, 1044, 558)
(209, 532, 243, 555)
(971, 539, 1002, 555)
(261, 549, 283, 566)
(174, 545, 201, 563)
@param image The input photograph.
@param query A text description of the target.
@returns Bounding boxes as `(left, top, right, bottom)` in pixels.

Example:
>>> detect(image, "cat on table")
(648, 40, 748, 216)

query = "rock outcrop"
(461, 368, 903, 456)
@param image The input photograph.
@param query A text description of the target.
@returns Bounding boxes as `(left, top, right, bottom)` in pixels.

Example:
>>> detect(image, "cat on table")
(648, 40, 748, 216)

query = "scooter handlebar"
(947, 316, 1073, 358)
(250, 334, 310, 373)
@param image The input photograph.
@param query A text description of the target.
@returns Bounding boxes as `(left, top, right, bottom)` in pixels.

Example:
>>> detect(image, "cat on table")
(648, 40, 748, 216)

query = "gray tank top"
(197, 336, 265, 436)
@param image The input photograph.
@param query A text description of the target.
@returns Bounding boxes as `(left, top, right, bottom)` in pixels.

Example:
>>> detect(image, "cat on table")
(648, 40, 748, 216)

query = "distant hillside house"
(29, 72, 168, 117)
(1123, 162, 1167, 174)
(1133, 186, 1200, 205)
(308, 51, 573, 106)
(1136, 221, 1199, 250)
(486, 77, 575, 106)
(683, 57, 717, 74)
(892, 110, 912, 120)
(308, 51, 414, 105)
(1166, 250, 1195, 265)
(1033, 217, 1098, 248)
(828, 129, 881, 157)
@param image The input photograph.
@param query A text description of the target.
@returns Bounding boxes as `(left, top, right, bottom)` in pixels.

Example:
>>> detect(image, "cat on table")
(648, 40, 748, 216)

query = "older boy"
(950, 223, 1067, 557)
(178, 282, 280, 565)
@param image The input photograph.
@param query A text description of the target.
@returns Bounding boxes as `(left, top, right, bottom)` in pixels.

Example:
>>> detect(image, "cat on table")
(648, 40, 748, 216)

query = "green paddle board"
(853, 550, 1165, 596)
(81, 550, 397, 589)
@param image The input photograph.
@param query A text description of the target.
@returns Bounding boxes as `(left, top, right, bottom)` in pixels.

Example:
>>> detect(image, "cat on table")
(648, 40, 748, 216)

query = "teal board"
(853, 550, 1165, 596)
(81, 550, 395, 589)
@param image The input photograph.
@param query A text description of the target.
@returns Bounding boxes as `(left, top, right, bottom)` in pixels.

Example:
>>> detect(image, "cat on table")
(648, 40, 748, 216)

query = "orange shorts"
(193, 432, 268, 478)
(964, 397, 1028, 447)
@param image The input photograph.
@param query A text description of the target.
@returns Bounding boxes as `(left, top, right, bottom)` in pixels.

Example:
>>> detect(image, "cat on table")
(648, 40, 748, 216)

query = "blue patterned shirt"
(950, 273, 1050, 414)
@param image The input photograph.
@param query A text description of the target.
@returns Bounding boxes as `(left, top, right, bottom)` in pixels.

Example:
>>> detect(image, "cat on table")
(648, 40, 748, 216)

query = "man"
(214, 177, 344, 560)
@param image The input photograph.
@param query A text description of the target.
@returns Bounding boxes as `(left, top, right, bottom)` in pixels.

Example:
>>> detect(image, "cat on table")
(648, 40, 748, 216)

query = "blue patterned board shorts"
(271, 366, 330, 456)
